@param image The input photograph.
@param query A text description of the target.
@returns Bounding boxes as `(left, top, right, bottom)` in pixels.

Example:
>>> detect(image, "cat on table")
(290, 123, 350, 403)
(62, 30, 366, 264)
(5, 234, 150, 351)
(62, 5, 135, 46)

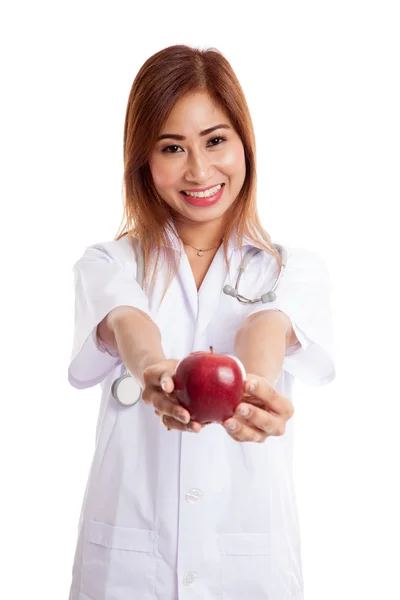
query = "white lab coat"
(67, 222, 335, 600)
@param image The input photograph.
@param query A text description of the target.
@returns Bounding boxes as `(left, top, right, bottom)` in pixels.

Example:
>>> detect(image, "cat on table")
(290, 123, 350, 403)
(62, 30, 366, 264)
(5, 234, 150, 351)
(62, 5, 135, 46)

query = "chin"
(186, 199, 234, 218)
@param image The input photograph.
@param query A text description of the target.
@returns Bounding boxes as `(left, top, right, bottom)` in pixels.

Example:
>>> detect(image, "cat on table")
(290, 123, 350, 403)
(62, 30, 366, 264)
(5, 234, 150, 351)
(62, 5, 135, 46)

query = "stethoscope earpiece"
(222, 284, 238, 297)
(261, 290, 276, 303)
(222, 243, 285, 305)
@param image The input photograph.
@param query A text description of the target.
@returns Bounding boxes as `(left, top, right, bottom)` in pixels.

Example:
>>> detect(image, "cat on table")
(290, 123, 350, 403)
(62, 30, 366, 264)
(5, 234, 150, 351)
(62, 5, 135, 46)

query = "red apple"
(172, 346, 247, 424)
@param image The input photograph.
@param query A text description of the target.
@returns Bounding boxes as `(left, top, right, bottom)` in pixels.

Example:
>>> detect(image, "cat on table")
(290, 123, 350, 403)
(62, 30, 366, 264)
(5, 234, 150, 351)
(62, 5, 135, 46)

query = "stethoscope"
(111, 242, 287, 407)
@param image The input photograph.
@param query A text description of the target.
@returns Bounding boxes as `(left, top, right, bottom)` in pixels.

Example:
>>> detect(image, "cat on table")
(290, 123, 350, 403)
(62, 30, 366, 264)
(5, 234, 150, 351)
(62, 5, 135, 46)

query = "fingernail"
(225, 420, 236, 431)
(176, 412, 189, 424)
(248, 380, 257, 393)
(238, 404, 249, 417)
(161, 378, 168, 392)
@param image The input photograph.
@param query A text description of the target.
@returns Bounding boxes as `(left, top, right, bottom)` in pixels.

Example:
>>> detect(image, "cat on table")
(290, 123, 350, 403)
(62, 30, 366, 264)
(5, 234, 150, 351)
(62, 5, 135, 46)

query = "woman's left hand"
(222, 373, 294, 443)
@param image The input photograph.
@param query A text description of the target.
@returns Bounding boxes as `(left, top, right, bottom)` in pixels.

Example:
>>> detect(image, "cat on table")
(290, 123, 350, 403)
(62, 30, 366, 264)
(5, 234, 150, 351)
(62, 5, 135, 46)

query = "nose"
(184, 147, 213, 183)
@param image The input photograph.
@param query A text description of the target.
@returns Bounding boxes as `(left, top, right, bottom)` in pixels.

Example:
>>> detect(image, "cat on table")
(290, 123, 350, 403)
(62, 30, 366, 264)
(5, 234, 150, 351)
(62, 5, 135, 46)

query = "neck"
(173, 218, 224, 250)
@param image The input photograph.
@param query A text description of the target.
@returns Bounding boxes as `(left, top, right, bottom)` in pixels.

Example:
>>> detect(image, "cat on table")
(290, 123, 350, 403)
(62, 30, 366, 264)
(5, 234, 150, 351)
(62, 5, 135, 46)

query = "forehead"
(162, 91, 230, 132)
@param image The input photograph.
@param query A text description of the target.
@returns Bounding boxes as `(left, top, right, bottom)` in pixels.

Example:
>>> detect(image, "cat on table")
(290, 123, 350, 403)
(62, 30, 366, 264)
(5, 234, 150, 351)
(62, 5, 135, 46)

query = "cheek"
(150, 167, 177, 189)
(148, 155, 178, 189)
(151, 170, 165, 187)
(219, 144, 246, 174)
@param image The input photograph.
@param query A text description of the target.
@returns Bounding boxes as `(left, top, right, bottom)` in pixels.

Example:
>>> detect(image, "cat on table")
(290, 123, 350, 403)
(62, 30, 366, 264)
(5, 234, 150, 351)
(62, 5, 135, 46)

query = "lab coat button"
(183, 571, 197, 585)
(185, 488, 203, 503)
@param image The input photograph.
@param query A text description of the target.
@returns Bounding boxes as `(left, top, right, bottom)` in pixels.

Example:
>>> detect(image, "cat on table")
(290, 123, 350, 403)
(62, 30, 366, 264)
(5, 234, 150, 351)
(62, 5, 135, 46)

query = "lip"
(181, 183, 224, 193)
(179, 184, 225, 207)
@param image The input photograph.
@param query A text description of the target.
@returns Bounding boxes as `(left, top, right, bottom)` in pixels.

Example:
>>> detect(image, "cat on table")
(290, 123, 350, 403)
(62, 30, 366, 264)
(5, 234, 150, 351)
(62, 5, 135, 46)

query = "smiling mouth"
(179, 183, 225, 207)
(181, 183, 225, 197)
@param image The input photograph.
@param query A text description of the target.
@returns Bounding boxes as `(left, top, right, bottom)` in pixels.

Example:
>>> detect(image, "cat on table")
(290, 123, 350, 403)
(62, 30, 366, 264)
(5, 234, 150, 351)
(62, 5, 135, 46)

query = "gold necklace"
(181, 239, 223, 257)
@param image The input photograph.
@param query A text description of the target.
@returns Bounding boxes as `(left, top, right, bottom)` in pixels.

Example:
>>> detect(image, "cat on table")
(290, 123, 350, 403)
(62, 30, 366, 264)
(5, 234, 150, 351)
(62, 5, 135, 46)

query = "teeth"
(183, 184, 222, 198)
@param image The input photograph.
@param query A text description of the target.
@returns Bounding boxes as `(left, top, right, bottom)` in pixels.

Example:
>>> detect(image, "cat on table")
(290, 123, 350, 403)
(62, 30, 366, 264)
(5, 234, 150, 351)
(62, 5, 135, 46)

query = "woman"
(68, 44, 335, 600)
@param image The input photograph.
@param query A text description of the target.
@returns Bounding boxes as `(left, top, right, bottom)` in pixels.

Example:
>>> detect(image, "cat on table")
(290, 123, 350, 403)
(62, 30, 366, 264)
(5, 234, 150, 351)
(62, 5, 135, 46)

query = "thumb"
(160, 372, 175, 394)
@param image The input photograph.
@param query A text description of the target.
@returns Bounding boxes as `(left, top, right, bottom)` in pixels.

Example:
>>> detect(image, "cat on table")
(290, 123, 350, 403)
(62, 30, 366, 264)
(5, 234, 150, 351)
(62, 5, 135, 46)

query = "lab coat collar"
(159, 220, 266, 337)
(227, 229, 267, 254)
(161, 218, 265, 254)
(162, 219, 183, 252)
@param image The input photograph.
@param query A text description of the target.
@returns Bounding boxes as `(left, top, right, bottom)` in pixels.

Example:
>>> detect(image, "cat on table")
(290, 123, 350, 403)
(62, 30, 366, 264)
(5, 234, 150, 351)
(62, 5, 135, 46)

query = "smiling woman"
(147, 94, 247, 226)
(67, 44, 335, 600)
(118, 45, 282, 301)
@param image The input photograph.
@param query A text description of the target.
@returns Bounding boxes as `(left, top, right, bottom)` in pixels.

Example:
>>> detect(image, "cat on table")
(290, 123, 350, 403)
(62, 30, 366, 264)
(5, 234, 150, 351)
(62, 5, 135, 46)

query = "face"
(148, 91, 246, 227)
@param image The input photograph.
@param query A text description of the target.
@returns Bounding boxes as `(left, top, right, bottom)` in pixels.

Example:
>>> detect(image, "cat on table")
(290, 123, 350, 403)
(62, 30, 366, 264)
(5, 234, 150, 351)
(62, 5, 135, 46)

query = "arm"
(221, 309, 297, 443)
(99, 306, 203, 432)
(97, 306, 166, 387)
(234, 309, 299, 386)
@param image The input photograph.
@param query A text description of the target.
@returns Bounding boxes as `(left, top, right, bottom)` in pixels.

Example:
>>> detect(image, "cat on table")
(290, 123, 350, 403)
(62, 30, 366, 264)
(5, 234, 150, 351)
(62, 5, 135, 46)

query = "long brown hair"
(115, 44, 281, 299)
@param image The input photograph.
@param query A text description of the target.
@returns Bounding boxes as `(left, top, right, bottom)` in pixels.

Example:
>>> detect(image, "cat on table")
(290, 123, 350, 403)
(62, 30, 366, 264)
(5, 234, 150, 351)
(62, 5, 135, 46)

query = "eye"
(161, 144, 182, 154)
(208, 136, 227, 146)
(161, 136, 227, 154)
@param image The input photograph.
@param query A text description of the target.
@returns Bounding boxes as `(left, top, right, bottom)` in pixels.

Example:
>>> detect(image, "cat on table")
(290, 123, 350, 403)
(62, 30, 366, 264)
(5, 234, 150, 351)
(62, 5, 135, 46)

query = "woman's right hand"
(141, 359, 204, 433)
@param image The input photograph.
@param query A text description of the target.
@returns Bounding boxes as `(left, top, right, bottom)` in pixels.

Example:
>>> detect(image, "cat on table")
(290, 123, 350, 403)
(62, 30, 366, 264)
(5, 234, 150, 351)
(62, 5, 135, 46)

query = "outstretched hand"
(222, 374, 294, 443)
(141, 360, 205, 433)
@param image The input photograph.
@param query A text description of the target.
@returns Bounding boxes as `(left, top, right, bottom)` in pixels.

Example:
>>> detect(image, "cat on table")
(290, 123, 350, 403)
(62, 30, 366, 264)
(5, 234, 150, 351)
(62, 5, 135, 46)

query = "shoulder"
(276, 244, 332, 292)
(74, 235, 138, 267)
(244, 242, 329, 282)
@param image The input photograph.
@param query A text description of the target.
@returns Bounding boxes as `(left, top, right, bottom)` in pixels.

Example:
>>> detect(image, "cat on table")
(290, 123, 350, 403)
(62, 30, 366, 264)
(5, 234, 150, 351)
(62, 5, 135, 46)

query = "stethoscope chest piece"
(111, 373, 142, 407)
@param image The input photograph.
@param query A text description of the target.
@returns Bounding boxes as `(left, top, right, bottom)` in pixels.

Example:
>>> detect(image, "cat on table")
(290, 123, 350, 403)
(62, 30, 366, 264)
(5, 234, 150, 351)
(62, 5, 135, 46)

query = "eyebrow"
(157, 124, 232, 142)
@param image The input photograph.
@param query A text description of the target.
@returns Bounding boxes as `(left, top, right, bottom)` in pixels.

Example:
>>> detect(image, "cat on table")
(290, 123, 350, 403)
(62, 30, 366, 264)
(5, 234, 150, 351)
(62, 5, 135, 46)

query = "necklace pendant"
(197, 250, 204, 257)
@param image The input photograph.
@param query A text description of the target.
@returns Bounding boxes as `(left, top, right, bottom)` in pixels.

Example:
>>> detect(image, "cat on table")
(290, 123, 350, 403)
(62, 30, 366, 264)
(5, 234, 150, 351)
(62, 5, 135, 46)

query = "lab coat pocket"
(80, 519, 158, 600)
(220, 533, 270, 600)
(219, 533, 300, 599)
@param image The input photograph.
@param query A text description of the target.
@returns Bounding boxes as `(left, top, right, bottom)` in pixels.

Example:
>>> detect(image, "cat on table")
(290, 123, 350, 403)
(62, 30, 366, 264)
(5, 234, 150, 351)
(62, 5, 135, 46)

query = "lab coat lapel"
(160, 222, 263, 337)
(160, 220, 199, 321)
(195, 231, 266, 338)
(175, 247, 228, 332)
(177, 249, 199, 322)
(195, 241, 233, 338)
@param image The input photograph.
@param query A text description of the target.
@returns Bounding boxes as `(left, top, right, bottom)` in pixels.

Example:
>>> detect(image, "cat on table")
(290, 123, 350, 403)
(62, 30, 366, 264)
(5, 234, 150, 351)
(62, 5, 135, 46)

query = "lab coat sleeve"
(247, 246, 336, 387)
(68, 242, 152, 389)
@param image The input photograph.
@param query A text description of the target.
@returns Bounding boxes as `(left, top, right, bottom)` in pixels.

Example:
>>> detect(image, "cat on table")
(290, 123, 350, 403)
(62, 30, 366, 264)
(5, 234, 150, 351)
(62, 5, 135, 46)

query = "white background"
(1, 1, 399, 598)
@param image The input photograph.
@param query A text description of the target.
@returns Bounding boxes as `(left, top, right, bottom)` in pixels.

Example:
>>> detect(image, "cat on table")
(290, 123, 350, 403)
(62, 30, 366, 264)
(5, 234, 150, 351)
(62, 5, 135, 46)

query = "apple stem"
(209, 346, 214, 353)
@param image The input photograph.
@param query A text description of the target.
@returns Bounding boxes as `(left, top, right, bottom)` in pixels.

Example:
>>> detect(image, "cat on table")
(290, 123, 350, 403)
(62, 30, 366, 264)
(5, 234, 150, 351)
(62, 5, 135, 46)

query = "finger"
(244, 374, 294, 419)
(222, 417, 267, 443)
(155, 408, 200, 428)
(142, 360, 178, 390)
(142, 381, 178, 404)
(161, 414, 205, 433)
(234, 403, 286, 436)
(160, 373, 175, 394)
(146, 388, 191, 425)
(244, 375, 259, 396)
